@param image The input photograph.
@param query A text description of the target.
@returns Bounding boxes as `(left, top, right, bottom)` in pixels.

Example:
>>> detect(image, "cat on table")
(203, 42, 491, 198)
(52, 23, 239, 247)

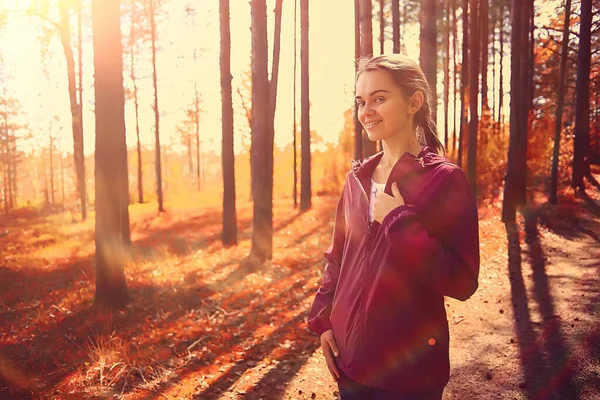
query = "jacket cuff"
(380, 204, 415, 228)
(307, 316, 332, 337)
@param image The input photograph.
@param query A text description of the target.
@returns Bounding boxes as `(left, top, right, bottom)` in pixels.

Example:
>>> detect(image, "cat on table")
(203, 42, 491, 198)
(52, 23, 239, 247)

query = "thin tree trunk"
(444, 0, 450, 150)
(293, 0, 298, 208)
(149, 0, 164, 212)
(49, 134, 55, 207)
(300, 0, 311, 211)
(195, 84, 201, 190)
(361, 0, 377, 157)
(549, 0, 572, 204)
(354, 0, 362, 159)
(458, 0, 468, 169)
(452, 0, 458, 157)
(498, 4, 504, 128)
(250, 0, 271, 261)
(572, 0, 593, 192)
(92, 0, 130, 309)
(502, 0, 523, 223)
(77, 0, 84, 208)
(130, 0, 143, 204)
(61, 152, 65, 206)
(220, 0, 237, 245)
(379, 0, 384, 54)
(420, 0, 437, 122)
(516, 0, 532, 205)
(58, 1, 86, 221)
(491, 10, 496, 123)
(467, 0, 479, 197)
(392, 0, 400, 53)
(480, 0, 489, 112)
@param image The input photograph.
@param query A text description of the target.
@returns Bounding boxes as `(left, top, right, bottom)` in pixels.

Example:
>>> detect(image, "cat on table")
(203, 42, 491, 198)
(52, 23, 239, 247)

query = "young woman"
(307, 55, 480, 400)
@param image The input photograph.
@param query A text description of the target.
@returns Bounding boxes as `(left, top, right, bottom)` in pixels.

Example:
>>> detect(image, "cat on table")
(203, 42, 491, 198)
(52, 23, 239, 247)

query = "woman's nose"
(361, 103, 375, 119)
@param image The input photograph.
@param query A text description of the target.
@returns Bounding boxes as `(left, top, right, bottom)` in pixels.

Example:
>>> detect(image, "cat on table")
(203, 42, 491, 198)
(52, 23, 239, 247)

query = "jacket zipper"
(352, 171, 371, 348)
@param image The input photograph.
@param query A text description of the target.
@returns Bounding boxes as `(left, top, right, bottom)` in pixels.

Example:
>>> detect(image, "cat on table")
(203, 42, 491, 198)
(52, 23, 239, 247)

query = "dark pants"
(337, 370, 444, 400)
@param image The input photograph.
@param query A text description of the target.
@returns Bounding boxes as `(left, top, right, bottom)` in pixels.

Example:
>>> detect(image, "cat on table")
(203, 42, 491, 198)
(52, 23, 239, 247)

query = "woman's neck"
(379, 133, 424, 169)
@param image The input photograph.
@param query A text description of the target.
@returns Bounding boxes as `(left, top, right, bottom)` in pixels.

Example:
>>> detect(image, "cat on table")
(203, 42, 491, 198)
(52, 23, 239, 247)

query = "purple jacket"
(307, 146, 480, 393)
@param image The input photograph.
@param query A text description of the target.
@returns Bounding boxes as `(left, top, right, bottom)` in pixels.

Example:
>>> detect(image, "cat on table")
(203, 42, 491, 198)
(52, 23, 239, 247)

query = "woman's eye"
(375, 97, 385, 103)
(357, 101, 365, 107)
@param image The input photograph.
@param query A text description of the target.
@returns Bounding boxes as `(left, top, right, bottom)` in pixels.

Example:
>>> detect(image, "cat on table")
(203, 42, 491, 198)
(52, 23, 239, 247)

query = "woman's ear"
(410, 91, 424, 114)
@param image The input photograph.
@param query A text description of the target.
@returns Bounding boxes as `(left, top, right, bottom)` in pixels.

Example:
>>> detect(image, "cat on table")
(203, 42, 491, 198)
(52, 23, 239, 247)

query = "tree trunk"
(572, 0, 593, 192)
(293, 0, 298, 208)
(452, 0, 458, 156)
(92, 0, 130, 309)
(354, 0, 363, 159)
(420, 0, 437, 122)
(392, 0, 400, 53)
(250, 0, 271, 261)
(379, 0, 384, 54)
(516, 0, 532, 205)
(549, 0, 572, 204)
(220, 0, 237, 246)
(129, 0, 143, 204)
(149, 0, 164, 212)
(458, 0, 468, 169)
(502, 0, 523, 223)
(195, 85, 201, 190)
(49, 134, 55, 207)
(498, 3, 504, 128)
(480, 0, 489, 112)
(360, 0, 377, 157)
(58, 1, 86, 221)
(443, 0, 450, 150)
(61, 152, 65, 206)
(467, 0, 479, 197)
(300, 0, 312, 212)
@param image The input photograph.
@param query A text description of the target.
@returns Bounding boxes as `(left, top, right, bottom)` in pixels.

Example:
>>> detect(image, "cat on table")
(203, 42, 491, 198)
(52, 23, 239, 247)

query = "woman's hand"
(320, 329, 341, 382)
(373, 182, 405, 223)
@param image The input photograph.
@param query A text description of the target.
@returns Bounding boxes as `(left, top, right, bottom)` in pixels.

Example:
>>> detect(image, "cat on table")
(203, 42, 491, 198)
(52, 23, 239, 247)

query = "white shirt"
(369, 179, 387, 223)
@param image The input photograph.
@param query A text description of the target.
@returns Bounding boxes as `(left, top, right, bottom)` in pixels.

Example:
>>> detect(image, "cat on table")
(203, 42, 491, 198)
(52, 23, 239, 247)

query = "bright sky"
(0, 0, 560, 157)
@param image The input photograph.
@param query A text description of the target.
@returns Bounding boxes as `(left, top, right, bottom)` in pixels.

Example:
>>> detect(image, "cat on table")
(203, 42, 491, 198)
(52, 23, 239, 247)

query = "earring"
(416, 125, 427, 146)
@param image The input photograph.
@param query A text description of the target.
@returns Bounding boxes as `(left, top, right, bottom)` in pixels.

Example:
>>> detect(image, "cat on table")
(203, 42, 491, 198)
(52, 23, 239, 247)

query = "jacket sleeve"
(307, 188, 346, 336)
(380, 168, 480, 301)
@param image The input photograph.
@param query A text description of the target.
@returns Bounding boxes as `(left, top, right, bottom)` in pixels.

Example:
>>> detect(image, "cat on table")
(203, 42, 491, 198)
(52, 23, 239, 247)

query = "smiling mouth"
(365, 120, 382, 128)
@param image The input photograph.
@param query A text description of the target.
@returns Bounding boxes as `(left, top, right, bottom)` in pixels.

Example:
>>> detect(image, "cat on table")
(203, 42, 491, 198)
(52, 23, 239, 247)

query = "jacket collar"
(351, 146, 449, 196)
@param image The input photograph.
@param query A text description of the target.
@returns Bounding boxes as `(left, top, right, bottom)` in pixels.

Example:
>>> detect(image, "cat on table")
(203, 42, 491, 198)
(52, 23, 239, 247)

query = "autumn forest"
(0, 0, 599, 399)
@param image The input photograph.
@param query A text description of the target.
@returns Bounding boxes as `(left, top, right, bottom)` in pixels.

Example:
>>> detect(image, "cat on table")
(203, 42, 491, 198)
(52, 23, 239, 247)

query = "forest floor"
(0, 175, 599, 400)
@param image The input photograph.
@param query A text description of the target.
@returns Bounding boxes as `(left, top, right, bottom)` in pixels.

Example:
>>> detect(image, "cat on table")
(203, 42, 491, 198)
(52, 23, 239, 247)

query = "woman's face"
(355, 69, 415, 143)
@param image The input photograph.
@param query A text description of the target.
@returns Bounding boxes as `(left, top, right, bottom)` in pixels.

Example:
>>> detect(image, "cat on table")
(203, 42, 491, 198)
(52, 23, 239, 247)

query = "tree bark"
(467, 0, 479, 197)
(293, 0, 298, 208)
(572, 0, 593, 192)
(92, 0, 130, 309)
(502, 0, 523, 223)
(392, 0, 400, 53)
(354, 0, 363, 159)
(379, 0, 384, 54)
(250, 0, 271, 261)
(58, 0, 86, 221)
(129, 0, 143, 204)
(444, 0, 450, 150)
(300, 0, 312, 212)
(549, 0, 572, 204)
(420, 0, 437, 122)
(452, 0, 458, 156)
(458, 0, 468, 169)
(149, 0, 164, 212)
(360, 0, 377, 157)
(220, 0, 237, 245)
